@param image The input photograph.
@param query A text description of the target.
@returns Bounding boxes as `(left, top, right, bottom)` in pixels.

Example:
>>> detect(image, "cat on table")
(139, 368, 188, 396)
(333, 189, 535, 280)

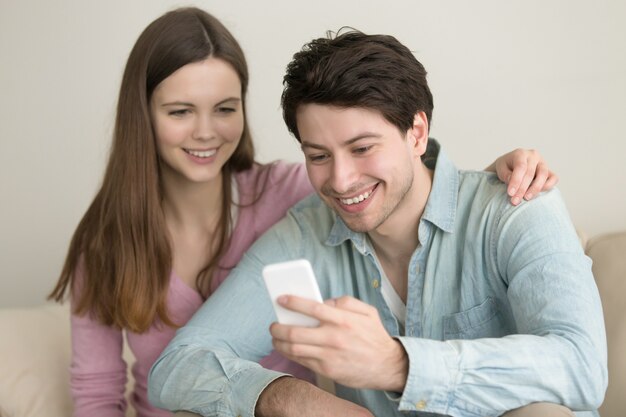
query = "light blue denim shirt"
(149, 145, 607, 417)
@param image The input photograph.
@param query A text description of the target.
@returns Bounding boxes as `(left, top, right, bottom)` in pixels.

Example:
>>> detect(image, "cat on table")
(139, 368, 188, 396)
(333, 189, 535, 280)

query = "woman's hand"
(487, 148, 559, 206)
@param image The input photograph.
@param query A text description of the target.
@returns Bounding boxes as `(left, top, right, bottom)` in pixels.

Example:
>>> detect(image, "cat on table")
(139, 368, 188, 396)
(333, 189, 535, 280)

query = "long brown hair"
(48, 7, 255, 333)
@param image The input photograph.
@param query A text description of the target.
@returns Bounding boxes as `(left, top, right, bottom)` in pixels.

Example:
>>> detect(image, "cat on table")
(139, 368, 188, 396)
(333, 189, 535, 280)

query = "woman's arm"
(70, 309, 128, 417)
(70, 267, 128, 417)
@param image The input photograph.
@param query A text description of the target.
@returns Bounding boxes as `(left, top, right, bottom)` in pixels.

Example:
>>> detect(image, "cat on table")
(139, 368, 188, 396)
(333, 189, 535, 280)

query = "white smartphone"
(262, 259, 323, 327)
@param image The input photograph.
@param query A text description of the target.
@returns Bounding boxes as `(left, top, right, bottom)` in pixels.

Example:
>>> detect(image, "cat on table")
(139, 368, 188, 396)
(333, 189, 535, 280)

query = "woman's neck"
(160, 169, 226, 234)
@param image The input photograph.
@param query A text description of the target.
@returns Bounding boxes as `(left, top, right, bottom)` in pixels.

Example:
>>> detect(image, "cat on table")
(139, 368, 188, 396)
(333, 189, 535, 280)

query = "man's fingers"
(270, 322, 324, 345)
(277, 295, 341, 323)
(330, 296, 377, 315)
(272, 337, 327, 359)
(278, 295, 374, 321)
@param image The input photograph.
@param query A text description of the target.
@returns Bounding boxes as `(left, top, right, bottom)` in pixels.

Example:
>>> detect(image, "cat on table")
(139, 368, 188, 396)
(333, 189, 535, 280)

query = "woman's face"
(150, 57, 244, 186)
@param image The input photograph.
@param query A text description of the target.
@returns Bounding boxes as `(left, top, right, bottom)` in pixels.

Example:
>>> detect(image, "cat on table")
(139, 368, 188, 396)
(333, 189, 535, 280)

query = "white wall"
(1, 0, 625, 307)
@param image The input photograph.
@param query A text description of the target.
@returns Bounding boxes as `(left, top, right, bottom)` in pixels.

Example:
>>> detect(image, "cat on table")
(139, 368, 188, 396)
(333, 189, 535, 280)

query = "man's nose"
(329, 155, 359, 195)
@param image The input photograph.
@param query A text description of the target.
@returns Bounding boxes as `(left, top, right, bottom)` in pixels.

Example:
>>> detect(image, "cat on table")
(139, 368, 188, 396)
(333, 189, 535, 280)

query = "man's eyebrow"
(301, 132, 382, 149)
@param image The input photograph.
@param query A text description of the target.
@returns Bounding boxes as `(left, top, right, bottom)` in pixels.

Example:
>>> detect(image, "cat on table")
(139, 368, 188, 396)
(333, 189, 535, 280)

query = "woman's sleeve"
(70, 268, 128, 417)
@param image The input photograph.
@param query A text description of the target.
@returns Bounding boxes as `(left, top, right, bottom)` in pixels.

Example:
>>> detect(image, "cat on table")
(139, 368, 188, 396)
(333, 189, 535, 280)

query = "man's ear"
(407, 111, 429, 157)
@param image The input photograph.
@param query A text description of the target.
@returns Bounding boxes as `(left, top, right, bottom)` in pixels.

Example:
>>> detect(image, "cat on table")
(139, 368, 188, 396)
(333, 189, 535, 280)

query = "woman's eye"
(168, 109, 190, 117)
(308, 154, 329, 163)
(217, 107, 236, 114)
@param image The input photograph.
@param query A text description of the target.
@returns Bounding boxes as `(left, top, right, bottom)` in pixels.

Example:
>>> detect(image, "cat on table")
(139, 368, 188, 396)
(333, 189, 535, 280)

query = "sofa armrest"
(586, 231, 626, 417)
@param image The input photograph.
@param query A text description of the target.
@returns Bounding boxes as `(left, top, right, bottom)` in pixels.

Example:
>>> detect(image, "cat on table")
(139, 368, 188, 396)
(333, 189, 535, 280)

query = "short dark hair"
(281, 29, 434, 141)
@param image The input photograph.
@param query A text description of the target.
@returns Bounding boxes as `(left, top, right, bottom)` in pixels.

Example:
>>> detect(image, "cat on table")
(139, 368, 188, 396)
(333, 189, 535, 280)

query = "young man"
(148, 31, 607, 417)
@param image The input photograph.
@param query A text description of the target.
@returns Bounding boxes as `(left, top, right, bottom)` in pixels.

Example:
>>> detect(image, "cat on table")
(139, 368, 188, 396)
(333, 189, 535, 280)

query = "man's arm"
(397, 189, 607, 415)
(256, 377, 374, 417)
(148, 214, 369, 417)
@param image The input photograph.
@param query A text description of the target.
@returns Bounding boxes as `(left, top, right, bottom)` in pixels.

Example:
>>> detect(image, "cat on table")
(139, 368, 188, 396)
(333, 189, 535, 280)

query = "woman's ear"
(407, 111, 429, 157)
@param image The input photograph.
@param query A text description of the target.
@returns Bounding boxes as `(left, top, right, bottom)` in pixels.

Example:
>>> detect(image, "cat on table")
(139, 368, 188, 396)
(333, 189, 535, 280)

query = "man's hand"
(256, 377, 374, 417)
(270, 295, 408, 392)
(486, 148, 559, 206)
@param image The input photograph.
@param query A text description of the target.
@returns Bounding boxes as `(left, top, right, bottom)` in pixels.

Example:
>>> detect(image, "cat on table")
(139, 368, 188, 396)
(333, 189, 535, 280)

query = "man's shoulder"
(456, 170, 569, 230)
(457, 170, 511, 212)
(458, 170, 506, 193)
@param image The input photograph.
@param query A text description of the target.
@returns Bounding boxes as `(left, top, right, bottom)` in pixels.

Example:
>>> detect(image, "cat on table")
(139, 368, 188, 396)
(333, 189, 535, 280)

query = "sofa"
(1, 231, 624, 417)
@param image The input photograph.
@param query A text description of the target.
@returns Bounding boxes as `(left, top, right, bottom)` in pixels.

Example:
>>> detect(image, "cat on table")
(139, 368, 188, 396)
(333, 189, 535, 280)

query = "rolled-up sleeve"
(149, 219, 304, 416)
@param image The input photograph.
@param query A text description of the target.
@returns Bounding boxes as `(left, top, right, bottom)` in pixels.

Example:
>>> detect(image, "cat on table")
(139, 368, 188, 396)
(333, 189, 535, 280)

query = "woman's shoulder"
(236, 161, 313, 202)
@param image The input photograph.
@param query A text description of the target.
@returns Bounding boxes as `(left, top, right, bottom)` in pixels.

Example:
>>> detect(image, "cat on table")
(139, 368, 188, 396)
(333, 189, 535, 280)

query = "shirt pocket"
(443, 296, 507, 340)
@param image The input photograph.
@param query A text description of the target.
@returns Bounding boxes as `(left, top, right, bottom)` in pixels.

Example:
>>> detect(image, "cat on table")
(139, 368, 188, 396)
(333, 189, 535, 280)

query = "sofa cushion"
(0, 303, 136, 417)
(586, 231, 626, 417)
(0, 303, 73, 417)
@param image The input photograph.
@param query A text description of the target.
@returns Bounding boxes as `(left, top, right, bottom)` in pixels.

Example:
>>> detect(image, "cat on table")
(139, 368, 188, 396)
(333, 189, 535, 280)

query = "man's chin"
(320, 195, 377, 232)
(337, 214, 374, 234)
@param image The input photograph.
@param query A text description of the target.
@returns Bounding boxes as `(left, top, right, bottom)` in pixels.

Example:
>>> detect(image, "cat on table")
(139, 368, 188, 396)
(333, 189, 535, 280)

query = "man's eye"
(353, 146, 372, 154)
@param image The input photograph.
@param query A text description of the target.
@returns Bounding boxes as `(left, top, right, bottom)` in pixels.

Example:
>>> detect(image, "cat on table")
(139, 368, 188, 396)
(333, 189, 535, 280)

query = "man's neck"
(368, 162, 433, 265)
(366, 162, 433, 304)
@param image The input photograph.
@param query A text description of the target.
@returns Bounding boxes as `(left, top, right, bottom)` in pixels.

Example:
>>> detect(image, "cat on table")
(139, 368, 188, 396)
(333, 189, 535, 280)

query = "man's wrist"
(384, 339, 409, 392)
(256, 376, 295, 417)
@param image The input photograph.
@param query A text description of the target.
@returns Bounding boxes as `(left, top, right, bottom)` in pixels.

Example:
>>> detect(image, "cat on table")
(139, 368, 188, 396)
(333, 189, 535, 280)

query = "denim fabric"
(149, 146, 607, 417)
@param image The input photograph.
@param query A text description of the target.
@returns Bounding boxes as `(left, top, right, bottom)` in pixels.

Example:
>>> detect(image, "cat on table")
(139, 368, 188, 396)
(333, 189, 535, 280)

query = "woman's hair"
(48, 7, 255, 332)
(281, 29, 433, 141)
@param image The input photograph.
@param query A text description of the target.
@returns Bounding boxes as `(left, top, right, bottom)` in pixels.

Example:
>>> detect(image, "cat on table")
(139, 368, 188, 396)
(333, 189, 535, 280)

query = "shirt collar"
(324, 139, 459, 253)
(421, 141, 458, 233)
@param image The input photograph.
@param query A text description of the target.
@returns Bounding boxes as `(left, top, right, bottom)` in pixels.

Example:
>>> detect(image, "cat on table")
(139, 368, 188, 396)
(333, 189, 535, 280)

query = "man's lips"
(332, 184, 378, 207)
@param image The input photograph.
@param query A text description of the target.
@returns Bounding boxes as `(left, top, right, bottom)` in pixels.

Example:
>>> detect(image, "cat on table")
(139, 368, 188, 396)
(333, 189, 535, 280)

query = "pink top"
(70, 162, 314, 417)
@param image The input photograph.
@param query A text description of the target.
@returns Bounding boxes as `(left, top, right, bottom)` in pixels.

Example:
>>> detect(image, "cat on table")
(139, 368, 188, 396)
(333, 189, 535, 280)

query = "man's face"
(297, 104, 427, 233)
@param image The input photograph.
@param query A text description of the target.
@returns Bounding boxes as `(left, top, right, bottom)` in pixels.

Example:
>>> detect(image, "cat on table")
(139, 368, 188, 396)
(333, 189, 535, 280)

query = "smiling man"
(149, 31, 607, 417)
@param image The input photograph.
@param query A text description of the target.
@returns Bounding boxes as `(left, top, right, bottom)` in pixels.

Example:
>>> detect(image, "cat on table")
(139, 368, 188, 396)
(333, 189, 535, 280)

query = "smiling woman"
(45, 8, 316, 417)
(150, 58, 244, 186)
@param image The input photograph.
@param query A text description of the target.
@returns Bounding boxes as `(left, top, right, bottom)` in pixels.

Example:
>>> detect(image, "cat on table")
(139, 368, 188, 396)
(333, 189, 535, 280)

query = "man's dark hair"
(281, 29, 434, 141)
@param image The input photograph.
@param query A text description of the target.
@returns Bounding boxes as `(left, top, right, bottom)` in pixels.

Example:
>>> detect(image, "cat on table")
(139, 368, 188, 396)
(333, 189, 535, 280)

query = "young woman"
(48, 7, 557, 417)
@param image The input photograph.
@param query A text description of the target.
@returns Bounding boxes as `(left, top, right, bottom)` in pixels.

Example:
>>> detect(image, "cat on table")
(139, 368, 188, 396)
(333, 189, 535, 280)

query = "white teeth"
(185, 149, 216, 158)
(340, 190, 371, 205)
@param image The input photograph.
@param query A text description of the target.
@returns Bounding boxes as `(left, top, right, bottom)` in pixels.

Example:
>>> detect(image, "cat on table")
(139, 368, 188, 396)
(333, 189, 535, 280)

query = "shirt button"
(415, 400, 427, 410)
(372, 279, 380, 289)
